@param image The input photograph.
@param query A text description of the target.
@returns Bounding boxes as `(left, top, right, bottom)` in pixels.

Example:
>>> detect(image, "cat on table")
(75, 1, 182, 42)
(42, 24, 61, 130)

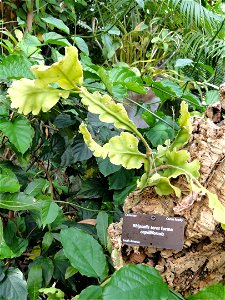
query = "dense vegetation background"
(0, 0, 225, 299)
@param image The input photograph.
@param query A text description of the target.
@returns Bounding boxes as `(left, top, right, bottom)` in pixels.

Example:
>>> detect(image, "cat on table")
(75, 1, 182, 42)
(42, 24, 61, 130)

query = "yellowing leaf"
(31, 46, 83, 90)
(205, 189, 225, 224)
(171, 101, 192, 150)
(103, 132, 147, 169)
(80, 87, 138, 132)
(79, 123, 107, 159)
(8, 79, 69, 115)
(148, 174, 181, 197)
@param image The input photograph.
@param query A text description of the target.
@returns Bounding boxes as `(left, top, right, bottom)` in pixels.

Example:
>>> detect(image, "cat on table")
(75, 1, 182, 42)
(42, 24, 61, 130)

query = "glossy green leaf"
(42, 17, 70, 34)
(27, 265, 42, 300)
(80, 87, 138, 132)
(102, 264, 169, 300)
(31, 46, 83, 90)
(0, 192, 37, 211)
(0, 268, 28, 300)
(103, 132, 147, 169)
(79, 285, 103, 300)
(0, 116, 33, 154)
(0, 165, 20, 193)
(38, 198, 60, 227)
(96, 212, 108, 248)
(187, 283, 225, 300)
(8, 79, 70, 115)
(42, 232, 54, 251)
(60, 227, 108, 279)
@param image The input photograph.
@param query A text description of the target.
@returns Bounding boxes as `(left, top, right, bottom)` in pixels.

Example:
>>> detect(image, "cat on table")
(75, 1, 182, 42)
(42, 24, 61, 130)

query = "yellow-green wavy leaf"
(148, 174, 181, 197)
(171, 101, 192, 150)
(8, 79, 69, 115)
(31, 46, 83, 90)
(80, 87, 138, 132)
(103, 132, 147, 169)
(79, 123, 107, 159)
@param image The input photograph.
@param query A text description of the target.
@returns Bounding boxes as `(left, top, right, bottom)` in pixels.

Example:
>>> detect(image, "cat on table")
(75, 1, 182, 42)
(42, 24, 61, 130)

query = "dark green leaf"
(102, 264, 169, 300)
(96, 211, 108, 248)
(108, 168, 135, 190)
(0, 219, 28, 259)
(54, 113, 76, 128)
(30, 257, 54, 287)
(60, 227, 108, 279)
(0, 192, 36, 211)
(97, 157, 121, 176)
(27, 265, 42, 300)
(61, 139, 92, 167)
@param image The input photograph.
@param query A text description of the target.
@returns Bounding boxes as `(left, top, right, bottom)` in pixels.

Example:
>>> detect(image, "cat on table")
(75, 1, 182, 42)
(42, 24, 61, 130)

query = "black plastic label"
(122, 213, 185, 250)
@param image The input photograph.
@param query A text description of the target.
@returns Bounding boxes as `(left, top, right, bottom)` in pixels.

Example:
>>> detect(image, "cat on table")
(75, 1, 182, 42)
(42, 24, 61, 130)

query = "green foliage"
(0, 1, 225, 298)
(60, 227, 108, 279)
(187, 283, 225, 300)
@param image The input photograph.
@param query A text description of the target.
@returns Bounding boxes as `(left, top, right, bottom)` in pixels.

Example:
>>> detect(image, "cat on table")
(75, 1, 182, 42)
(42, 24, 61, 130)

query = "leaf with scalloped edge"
(103, 132, 147, 169)
(80, 87, 138, 132)
(31, 46, 83, 90)
(79, 123, 108, 159)
(147, 173, 181, 197)
(163, 149, 200, 179)
(171, 101, 192, 150)
(8, 79, 69, 115)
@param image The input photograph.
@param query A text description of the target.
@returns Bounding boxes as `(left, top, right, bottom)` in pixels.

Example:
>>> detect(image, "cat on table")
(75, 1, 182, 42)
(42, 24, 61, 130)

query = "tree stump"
(108, 90, 225, 296)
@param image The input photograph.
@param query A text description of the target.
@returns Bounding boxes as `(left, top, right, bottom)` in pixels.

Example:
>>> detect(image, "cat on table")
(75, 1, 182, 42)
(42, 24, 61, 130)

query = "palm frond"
(168, 0, 223, 31)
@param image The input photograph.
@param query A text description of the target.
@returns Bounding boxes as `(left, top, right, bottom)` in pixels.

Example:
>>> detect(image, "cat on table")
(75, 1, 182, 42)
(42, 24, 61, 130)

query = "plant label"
(122, 213, 185, 250)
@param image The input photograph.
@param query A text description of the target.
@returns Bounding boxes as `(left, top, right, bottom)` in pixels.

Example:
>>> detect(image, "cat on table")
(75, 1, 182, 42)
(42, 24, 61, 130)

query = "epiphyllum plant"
(8, 46, 225, 225)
